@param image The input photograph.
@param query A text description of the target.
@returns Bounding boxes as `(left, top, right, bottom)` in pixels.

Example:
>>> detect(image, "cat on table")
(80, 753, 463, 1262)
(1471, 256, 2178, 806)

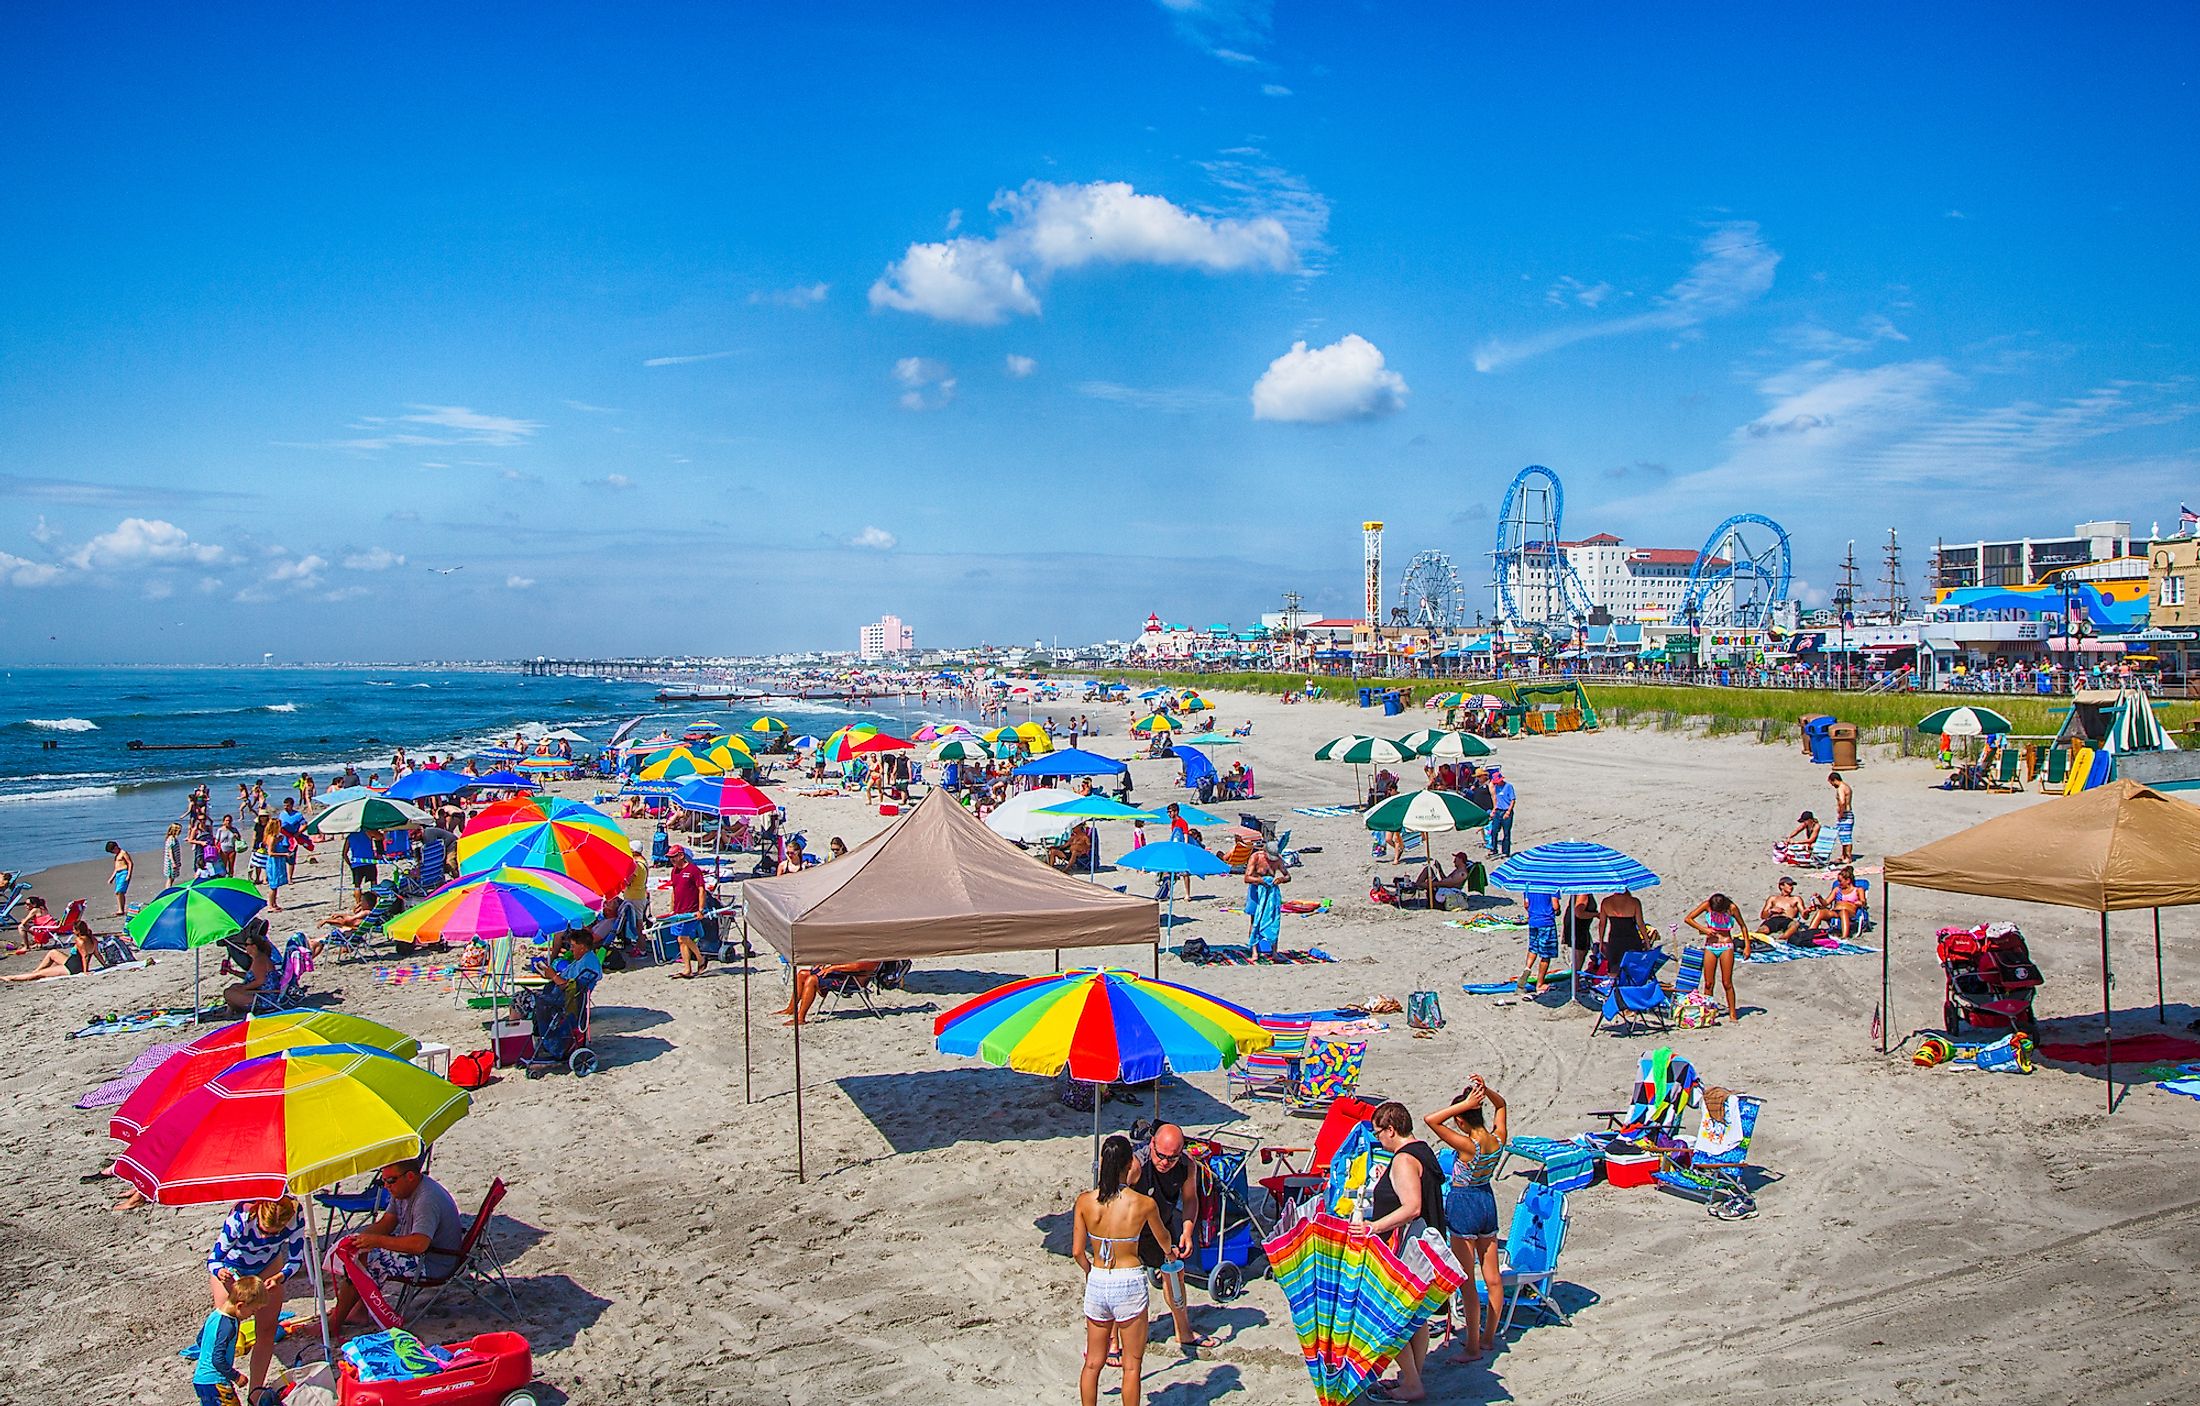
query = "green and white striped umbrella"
(1398, 729, 1496, 760)
(1314, 735, 1412, 765)
(931, 737, 996, 762)
(1363, 788, 1490, 834)
(306, 795, 433, 836)
(1915, 705, 2013, 738)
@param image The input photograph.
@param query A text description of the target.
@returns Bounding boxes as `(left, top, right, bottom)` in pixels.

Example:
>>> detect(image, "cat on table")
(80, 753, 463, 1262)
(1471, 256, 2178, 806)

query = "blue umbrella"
(461, 769, 539, 791)
(1011, 748, 1129, 779)
(1116, 840, 1232, 929)
(383, 769, 472, 802)
(1489, 842, 1659, 1007)
(1142, 803, 1226, 828)
(1177, 745, 1218, 791)
(475, 746, 524, 761)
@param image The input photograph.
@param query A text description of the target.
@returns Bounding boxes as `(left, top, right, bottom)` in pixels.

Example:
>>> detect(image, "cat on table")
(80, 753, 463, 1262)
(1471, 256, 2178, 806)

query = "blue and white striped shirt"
(206, 1202, 306, 1278)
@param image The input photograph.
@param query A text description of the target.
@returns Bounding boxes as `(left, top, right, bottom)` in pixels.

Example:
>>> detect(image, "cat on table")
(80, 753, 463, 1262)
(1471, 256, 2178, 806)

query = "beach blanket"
(76, 1040, 188, 1108)
(67, 1010, 195, 1040)
(1462, 974, 1570, 996)
(374, 961, 461, 987)
(2035, 1034, 2200, 1066)
(1291, 804, 1361, 818)
(1745, 939, 1876, 964)
(1171, 943, 1335, 966)
(1266, 1007, 1370, 1023)
(49, 959, 152, 980)
(1445, 917, 1526, 933)
(1309, 1017, 1388, 1039)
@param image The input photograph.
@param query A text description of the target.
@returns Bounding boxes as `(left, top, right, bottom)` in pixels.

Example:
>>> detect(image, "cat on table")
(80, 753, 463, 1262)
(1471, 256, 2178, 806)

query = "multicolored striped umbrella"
(458, 797, 634, 895)
(516, 754, 573, 774)
(109, 1012, 420, 1142)
(1265, 1207, 1471, 1406)
(1131, 712, 1181, 733)
(115, 1044, 470, 1204)
(126, 878, 266, 951)
(933, 967, 1269, 1084)
(701, 740, 759, 773)
(384, 865, 602, 946)
(636, 745, 725, 781)
(671, 775, 778, 817)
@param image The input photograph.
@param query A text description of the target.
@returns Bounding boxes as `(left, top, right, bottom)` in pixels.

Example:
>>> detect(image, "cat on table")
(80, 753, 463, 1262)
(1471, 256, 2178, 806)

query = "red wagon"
(337, 1331, 536, 1406)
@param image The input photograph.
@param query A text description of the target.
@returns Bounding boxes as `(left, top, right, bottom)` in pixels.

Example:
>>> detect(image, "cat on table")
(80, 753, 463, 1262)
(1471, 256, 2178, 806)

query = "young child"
(192, 1273, 264, 1406)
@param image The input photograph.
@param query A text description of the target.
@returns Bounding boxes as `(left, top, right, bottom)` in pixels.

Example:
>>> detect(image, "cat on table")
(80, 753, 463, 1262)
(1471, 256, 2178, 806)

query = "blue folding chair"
(1591, 949, 1671, 1036)
(1490, 1180, 1571, 1334)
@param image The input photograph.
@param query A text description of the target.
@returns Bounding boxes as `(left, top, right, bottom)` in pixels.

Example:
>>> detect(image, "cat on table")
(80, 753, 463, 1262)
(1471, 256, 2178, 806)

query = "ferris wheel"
(1492, 464, 1595, 628)
(1683, 514, 1794, 628)
(1398, 551, 1466, 629)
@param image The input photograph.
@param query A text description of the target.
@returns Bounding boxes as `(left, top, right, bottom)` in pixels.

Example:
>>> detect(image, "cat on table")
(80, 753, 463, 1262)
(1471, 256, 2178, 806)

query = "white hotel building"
(1513, 533, 1720, 623)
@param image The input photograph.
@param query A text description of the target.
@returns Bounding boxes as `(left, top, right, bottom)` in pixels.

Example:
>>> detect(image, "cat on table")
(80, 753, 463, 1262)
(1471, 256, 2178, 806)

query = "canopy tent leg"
(1878, 882, 1891, 1054)
(2100, 912, 2114, 1115)
(794, 997, 806, 1183)
(2154, 907, 2166, 1023)
(742, 916, 752, 1104)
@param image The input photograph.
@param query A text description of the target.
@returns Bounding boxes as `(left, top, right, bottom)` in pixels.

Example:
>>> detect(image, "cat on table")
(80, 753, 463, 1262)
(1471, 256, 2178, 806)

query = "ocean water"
(0, 666, 930, 876)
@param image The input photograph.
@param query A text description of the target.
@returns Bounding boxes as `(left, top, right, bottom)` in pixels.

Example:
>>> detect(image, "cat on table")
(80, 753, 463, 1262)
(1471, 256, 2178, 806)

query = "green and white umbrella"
(1364, 788, 1491, 906)
(1915, 705, 2013, 738)
(1315, 735, 1412, 765)
(1399, 729, 1496, 760)
(931, 737, 996, 762)
(306, 795, 432, 836)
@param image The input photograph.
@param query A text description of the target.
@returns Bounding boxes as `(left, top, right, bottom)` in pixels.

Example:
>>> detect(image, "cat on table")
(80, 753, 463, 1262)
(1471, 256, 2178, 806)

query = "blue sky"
(2, 2, 2195, 661)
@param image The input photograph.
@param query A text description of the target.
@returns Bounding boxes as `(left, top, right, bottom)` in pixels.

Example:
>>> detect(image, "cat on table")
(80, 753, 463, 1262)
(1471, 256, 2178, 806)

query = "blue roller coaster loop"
(1682, 513, 1793, 628)
(1493, 464, 1596, 627)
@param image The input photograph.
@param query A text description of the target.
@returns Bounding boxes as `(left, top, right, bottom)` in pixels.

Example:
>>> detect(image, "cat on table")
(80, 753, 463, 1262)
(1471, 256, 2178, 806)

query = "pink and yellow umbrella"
(459, 797, 634, 896)
(384, 865, 602, 946)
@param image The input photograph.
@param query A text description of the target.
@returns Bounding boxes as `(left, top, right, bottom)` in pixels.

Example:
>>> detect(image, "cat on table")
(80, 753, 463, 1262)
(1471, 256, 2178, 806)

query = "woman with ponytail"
(1071, 1134, 1176, 1406)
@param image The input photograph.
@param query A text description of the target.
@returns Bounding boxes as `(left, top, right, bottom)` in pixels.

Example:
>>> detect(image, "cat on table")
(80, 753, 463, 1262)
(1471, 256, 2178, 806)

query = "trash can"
(1799, 715, 1833, 757)
(1829, 723, 1860, 770)
(1803, 716, 1836, 765)
(1357, 687, 1374, 708)
(1382, 690, 1403, 716)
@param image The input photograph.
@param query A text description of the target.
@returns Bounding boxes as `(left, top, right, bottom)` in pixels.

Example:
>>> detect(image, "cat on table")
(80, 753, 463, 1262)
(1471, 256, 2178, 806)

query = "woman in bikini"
(1683, 892, 1748, 1022)
(1425, 1076, 1509, 1361)
(1071, 1135, 1177, 1406)
(3, 921, 103, 982)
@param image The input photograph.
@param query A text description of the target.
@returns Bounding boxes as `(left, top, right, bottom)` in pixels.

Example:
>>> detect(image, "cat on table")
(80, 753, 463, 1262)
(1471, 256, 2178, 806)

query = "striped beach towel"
(1291, 804, 1361, 818)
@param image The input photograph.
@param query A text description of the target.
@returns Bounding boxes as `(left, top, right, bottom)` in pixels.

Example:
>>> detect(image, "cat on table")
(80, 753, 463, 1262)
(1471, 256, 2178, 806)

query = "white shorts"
(1083, 1267, 1150, 1323)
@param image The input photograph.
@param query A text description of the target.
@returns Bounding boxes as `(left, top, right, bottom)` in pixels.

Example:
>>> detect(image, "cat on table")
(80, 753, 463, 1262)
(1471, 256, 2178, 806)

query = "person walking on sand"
(1828, 772, 1854, 863)
(667, 846, 710, 979)
(105, 839, 132, 917)
(1484, 768, 1516, 858)
(1425, 1076, 1508, 1362)
(1072, 1135, 1178, 1406)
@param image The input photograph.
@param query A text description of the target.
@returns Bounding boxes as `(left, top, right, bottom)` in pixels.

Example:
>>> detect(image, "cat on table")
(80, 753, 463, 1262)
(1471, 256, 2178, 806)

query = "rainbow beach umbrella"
(458, 797, 634, 895)
(1265, 1207, 1471, 1406)
(385, 865, 602, 947)
(110, 1011, 420, 1142)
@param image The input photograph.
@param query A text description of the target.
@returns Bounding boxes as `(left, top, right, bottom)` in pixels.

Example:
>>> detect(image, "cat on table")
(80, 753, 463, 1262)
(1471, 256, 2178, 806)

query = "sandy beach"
(6, 685, 2198, 1406)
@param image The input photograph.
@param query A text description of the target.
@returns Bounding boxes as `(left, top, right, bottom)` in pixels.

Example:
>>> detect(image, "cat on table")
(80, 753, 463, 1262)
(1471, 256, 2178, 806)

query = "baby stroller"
(1937, 924, 2043, 1036)
(1163, 1126, 1275, 1303)
(518, 966, 599, 1077)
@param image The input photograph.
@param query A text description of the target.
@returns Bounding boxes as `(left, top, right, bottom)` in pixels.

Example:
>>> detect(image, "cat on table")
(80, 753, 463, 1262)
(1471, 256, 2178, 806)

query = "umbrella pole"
(1878, 882, 1891, 1055)
(794, 990, 806, 1183)
(193, 946, 201, 1022)
(2100, 911, 2114, 1114)
(742, 916, 752, 1104)
(304, 1210, 335, 1375)
(2154, 907, 2165, 1023)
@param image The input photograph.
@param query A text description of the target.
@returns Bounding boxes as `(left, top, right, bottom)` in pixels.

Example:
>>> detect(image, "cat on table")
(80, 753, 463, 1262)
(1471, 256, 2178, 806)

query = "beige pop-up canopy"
(737, 788, 1162, 1178)
(743, 787, 1160, 964)
(1881, 779, 2200, 1108)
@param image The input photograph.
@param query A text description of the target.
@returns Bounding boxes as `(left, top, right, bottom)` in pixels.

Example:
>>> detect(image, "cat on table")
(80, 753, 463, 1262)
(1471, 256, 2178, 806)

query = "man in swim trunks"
(1760, 876, 1806, 938)
(105, 840, 131, 917)
(1828, 772, 1854, 863)
(1125, 1124, 1220, 1353)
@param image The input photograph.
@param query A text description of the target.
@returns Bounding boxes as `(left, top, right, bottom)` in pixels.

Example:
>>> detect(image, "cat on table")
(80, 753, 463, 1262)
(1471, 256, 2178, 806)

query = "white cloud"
(1545, 276, 1614, 309)
(870, 179, 1297, 324)
(320, 585, 370, 603)
(1077, 381, 1229, 413)
(399, 405, 540, 444)
(748, 282, 830, 307)
(30, 515, 58, 545)
(1251, 334, 1409, 423)
(1476, 221, 1780, 371)
(0, 550, 63, 587)
(591, 473, 635, 490)
(849, 526, 897, 551)
(505, 575, 536, 590)
(642, 350, 737, 367)
(342, 547, 406, 571)
(563, 400, 620, 414)
(1004, 354, 1038, 379)
(893, 357, 957, 411)
(68, 518, 226, 571)
(283, 403, 541, 454)
(1155, 0, 1273, 61)
(1262, 83, 1292, 97)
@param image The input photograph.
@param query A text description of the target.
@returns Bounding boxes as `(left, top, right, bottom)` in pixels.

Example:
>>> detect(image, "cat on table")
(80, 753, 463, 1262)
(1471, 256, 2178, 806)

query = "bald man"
(1125, 1124, 1220, 1352)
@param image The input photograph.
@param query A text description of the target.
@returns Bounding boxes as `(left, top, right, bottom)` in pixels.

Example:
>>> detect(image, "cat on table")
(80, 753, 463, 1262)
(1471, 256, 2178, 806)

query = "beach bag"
(1178, 936, 1209, 964)
(1369, 883, 1399, 906)
(1056, 1067, 1097, 1111)
(1407, 990, 1445, 1031)
(1676, 990, 1717, 1029)
(448, 1050, 496, 1089)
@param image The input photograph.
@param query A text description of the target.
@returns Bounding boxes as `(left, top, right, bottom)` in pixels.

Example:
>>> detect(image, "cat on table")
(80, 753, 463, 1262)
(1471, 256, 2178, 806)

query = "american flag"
(2183, 503, 2199, 527)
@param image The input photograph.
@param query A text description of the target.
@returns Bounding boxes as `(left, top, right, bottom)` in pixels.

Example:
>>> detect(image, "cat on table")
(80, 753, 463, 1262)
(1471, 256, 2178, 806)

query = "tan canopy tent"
(736, 789, 1162, 1178)
(1881, 779, 2200, 1108)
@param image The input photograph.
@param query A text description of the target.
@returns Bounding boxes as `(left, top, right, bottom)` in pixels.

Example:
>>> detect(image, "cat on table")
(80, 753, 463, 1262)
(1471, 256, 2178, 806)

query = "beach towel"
(76, 1040, 188, 1108)
(1445, 917, 1526, 933)
(1744, 939, 1875, 964)
(2035, 1034, 2200, 1066)
(49, 959, 152, 980)
(1280, 898, 1331, 916)
(1291, 804, 1361, 818)
(1247, 879, 1283, 956)
(1171, 943, 1335, 966)
(67, 1010, 196, 1039)
(339, 1329, 456, 1383)
(374, 961, 461, 986)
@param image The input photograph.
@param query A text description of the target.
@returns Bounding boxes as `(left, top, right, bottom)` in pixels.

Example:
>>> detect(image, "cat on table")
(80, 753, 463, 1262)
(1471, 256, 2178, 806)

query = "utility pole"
(1834, 541, 1861, 688)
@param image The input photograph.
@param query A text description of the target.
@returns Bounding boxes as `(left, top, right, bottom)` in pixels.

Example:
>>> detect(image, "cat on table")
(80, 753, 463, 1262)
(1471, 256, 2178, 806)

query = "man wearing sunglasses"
(1125, 1125, 1221, 1354)
(322, 1158, 464, 1338)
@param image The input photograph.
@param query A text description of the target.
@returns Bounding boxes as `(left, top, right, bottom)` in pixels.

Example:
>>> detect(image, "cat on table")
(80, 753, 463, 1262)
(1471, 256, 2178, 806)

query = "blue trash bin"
(1803, 716, 1836, 766)
(1357, 687, 1374, 708)
(1383, 691, 1403, 716)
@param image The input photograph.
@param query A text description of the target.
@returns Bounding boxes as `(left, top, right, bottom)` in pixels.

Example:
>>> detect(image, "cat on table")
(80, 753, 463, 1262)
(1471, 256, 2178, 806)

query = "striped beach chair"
(1228, 1015, 1312, 1101)
(1655, 1091, 1764, 1219)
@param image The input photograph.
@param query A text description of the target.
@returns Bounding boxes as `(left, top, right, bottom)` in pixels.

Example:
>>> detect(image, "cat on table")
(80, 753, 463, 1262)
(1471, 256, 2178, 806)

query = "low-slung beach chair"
(1228, 1015, 1312, 1101)
(1587, 1047, 1702, 1141)
(2037, 748, 2070, 792)
(1987, 748, 2023, 791)
(1668, 947, 1705, 1001)
(1591, 949, 1671, 1036)
(455, 934, 518, 1012)
(1255, 1094, 1378, 1215)
(1491, 1181, 1571, 1334)
(389, 1177, 519, 1320)
(1655, 1091, 1764, 1219)
(1284, 1038, 1366, 1116)
(251, 937, 315, 1013)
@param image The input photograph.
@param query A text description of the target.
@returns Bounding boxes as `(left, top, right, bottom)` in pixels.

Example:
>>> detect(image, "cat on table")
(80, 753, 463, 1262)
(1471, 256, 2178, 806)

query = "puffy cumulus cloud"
(893, 357, 957, 411)
(870, 179, 1296, 324)
(266, 552, 329, 587)
(1251, 335, 1409, 423)
(848, 526, 898, 550)
(0, 550, 64, 587)
(67, 517, 226, 571)
(342, 547, 406, 572)
(1004, 354, 1038, 379)
(506, 574, 536, 590)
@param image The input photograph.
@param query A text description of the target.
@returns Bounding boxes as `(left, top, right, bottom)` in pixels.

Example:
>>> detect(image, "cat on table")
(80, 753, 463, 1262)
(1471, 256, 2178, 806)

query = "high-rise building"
(1513, 533, 1720, 622)
(858, 614, 914, 659)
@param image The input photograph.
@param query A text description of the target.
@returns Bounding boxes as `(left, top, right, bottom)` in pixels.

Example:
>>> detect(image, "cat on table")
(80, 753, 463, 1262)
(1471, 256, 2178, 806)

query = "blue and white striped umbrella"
(1488, 841, 1659, 895)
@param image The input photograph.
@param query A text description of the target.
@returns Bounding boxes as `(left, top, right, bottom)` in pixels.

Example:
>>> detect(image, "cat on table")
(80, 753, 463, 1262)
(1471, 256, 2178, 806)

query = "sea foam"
(26, 717, 98, 732)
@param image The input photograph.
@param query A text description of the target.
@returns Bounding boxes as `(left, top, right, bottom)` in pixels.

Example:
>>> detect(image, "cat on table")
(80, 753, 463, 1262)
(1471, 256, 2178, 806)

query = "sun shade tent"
(738, 788, 1163, 1179)
(1880, 779, 2200, 1109)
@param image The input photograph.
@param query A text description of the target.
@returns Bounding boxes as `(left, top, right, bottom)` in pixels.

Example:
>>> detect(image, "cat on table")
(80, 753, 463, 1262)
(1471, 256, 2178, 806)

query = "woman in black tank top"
(1364, 1102, 1446, 1400)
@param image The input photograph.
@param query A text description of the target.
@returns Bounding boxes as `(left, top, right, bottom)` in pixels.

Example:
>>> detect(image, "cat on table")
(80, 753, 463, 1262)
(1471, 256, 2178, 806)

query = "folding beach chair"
(1591, 949, 1670, 1036)
(1228, 1015, 1312, 1101)
(1655, 1091, 1765, 1219)
(0, 875, 31, 932)
(1490, 1181, 1572, 1334)
(1585, 1047, 1701, 1142)
(454, 934, 518, 1013)
(320, 884, 406, 963)
(1284, 1038, 1366, 1116)
(2037, 748, 2070, 792)
(396, 838, 449, 899)
(251, 937, 315, 1014)
(1987, 748, 2023, 791)
(1254, 1094, 1379, 1215)
(817, 961, 908, 1017)
(1668, 947, 1705, 1000)
(389, 1177, 519, 1320)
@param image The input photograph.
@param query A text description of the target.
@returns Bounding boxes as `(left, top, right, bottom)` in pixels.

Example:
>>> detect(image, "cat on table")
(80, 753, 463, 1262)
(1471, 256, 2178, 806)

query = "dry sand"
(5, 687, 2197, 1405)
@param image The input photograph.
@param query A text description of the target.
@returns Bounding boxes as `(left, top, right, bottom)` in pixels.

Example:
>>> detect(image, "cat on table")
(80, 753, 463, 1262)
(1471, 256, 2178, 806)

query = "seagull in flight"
(427, 565, 464, 575)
